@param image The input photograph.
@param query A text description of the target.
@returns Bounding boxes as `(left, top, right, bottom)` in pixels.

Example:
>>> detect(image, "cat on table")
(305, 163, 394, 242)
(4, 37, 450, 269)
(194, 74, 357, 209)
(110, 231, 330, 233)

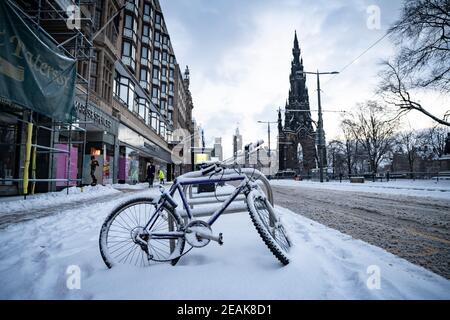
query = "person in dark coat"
(147, 162, 156, 187)
(90, 155, 99, 186)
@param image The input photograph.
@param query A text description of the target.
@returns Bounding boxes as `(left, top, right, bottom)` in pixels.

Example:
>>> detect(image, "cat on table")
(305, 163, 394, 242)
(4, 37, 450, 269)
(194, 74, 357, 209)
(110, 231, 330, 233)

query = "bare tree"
(341, 125, 358, 176)
(327, 140, 346, 178)
(417, 126, 449, 159)
(342, 101, 398, 174)
(395, 130, 420, 177)
(379, 0, 450, 126)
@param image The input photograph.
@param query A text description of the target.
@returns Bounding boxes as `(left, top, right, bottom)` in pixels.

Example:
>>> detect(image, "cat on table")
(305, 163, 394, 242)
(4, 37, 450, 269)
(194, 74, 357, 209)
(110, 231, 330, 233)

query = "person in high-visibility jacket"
(158, 168, 165, 185)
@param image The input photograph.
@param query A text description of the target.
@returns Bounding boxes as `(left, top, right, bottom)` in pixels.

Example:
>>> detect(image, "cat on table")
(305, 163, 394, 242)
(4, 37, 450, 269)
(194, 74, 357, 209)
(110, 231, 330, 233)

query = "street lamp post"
(303, 70, 339, 183)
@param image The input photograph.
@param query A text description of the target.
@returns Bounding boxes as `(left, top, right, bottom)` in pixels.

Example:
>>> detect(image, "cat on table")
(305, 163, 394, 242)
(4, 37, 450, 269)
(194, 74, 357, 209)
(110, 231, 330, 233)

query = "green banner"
(0, 1, 76, 122)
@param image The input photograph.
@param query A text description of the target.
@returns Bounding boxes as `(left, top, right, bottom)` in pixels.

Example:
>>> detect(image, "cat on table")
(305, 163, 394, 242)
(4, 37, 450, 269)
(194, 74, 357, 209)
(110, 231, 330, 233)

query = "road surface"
(272, 185, 450, 279)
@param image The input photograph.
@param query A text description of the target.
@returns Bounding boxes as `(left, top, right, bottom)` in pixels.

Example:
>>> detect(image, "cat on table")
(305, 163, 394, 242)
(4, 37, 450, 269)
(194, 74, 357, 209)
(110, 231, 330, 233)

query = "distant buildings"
(233, 127, 243, 160)
(212, 137, 223, 161)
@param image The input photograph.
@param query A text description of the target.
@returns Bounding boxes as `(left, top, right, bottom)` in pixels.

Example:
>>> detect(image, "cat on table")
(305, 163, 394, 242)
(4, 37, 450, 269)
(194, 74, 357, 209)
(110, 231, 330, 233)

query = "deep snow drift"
(0, 188, 448, 299)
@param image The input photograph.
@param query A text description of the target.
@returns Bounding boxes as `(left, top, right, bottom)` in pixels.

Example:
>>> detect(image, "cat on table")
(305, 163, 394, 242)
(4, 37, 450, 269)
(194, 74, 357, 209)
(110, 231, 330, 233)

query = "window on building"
(118, 77, 135, 111)
(168, 96, 173, 106)
(161, 82, 167, 93)
(137, 98, 148, 120)
(140, 67, 149, 82)
(142, 24, 152, 44)
(124, 14, 137, 41)
(161, 66, 167, 77)
(153, 49, 160, 61)
(102, 57, 113, 101)
(162, 51, 168, 61)
(152, 66, 159, 79)
(169, 82, 174, 93)
(160, 121, 166, 137)
(90, 50, 99, 92)
(155, 13, 162, 25)
(151, 112, 159, 132)
(169, 68, 174, 78)
(143, 2, 152, 20)
(141, 45, 149, 61)
(154, 31, 161, 43)
(122, 40, 136, 70)
(152, 85, 159, 98)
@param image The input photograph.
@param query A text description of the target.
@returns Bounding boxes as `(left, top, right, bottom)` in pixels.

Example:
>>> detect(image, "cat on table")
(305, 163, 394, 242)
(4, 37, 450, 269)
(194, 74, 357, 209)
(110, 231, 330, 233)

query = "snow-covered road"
(0, 186, 449, 299)
(271, 181, 450, 280)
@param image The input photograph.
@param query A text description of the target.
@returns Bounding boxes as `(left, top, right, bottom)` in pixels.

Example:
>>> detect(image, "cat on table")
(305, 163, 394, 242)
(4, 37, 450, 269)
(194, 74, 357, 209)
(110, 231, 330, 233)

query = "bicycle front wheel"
(99, 197, 185, 268)
(246, 189, 291, 265)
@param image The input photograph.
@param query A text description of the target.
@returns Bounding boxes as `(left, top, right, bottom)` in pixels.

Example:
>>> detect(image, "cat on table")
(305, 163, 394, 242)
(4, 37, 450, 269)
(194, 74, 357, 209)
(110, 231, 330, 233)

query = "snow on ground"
(0, 185, 121, 215)
(270, 179, 450, 200)
(0, 188, 448, 299)
(111, 183, 150, 190)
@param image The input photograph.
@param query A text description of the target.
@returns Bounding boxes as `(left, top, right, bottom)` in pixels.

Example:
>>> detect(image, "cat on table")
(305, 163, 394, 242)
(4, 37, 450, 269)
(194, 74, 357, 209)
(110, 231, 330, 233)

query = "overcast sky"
(160, 0, 449, 159)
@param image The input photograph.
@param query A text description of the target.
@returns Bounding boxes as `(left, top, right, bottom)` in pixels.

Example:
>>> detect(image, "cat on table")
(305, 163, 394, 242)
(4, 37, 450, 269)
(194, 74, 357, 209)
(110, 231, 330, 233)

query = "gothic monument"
(278, 32, 317, 175)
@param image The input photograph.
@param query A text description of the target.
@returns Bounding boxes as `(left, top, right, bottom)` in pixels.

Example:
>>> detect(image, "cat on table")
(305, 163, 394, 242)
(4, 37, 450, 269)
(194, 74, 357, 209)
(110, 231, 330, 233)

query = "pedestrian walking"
(90, 155, 99, 186)
(158, 168, 165, 185)
(147, 162, 155, 187)
(339, 172, 343, 183)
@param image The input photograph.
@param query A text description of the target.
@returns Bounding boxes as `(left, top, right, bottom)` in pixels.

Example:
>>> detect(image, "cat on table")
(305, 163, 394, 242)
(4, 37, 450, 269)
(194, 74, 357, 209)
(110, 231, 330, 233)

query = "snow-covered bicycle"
(99, 141, 291, 268)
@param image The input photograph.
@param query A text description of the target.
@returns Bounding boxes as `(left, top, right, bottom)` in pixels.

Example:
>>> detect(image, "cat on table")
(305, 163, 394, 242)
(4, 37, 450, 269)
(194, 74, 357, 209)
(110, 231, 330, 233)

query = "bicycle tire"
(246, 189, 291, 265)
(99, 197, 185, 268)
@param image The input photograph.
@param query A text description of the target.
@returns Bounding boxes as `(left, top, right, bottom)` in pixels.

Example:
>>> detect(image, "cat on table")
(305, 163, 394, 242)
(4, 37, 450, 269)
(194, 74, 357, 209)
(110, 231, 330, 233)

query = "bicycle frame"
(143, 171, 251, 240)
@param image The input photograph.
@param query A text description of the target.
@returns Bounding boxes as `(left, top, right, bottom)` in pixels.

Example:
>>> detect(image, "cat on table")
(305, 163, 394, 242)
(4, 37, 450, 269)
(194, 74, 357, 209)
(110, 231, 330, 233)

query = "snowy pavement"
(270, 179, 450, 200)
(271, 184, 450, 279)
(0, 185, 151, 228)
(0, 186, 449, 299)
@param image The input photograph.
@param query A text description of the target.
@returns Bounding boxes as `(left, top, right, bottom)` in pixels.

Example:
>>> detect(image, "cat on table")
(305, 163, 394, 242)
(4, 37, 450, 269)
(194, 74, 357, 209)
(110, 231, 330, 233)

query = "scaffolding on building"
(1, 0, 97, 197)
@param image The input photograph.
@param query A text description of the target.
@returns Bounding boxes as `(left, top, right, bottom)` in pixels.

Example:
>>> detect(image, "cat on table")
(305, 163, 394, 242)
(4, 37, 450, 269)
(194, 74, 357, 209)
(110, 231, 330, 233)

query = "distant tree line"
(327, 101, 448, 178)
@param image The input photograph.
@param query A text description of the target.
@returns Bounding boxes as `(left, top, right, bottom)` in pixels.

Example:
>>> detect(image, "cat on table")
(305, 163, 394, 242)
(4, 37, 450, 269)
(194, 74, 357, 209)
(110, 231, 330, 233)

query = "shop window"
(0, 119, 17, 189)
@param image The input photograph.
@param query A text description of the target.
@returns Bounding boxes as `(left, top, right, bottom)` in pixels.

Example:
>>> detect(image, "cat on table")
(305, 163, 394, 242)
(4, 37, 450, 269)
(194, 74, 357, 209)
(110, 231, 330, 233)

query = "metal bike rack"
(180, 168, 274, 219)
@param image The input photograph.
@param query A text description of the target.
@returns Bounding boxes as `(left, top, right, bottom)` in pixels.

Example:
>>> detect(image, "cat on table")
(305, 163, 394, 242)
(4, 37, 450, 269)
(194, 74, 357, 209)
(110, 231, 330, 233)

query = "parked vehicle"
(273, 170, 297, 180)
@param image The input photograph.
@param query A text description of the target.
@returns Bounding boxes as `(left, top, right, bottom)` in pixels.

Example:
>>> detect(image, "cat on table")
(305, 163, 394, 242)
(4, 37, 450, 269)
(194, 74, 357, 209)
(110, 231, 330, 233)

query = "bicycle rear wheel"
(99, 197, 185, 268)
(246, 189, 291, 265)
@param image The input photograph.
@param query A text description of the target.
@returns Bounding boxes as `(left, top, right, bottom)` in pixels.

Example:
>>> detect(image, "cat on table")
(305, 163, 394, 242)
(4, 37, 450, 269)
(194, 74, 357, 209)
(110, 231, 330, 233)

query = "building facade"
(278, 32, 317, 176)
(212, 137, 223, 161)
(233, 127, 242, 160)
(0, 0, 194, 196)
